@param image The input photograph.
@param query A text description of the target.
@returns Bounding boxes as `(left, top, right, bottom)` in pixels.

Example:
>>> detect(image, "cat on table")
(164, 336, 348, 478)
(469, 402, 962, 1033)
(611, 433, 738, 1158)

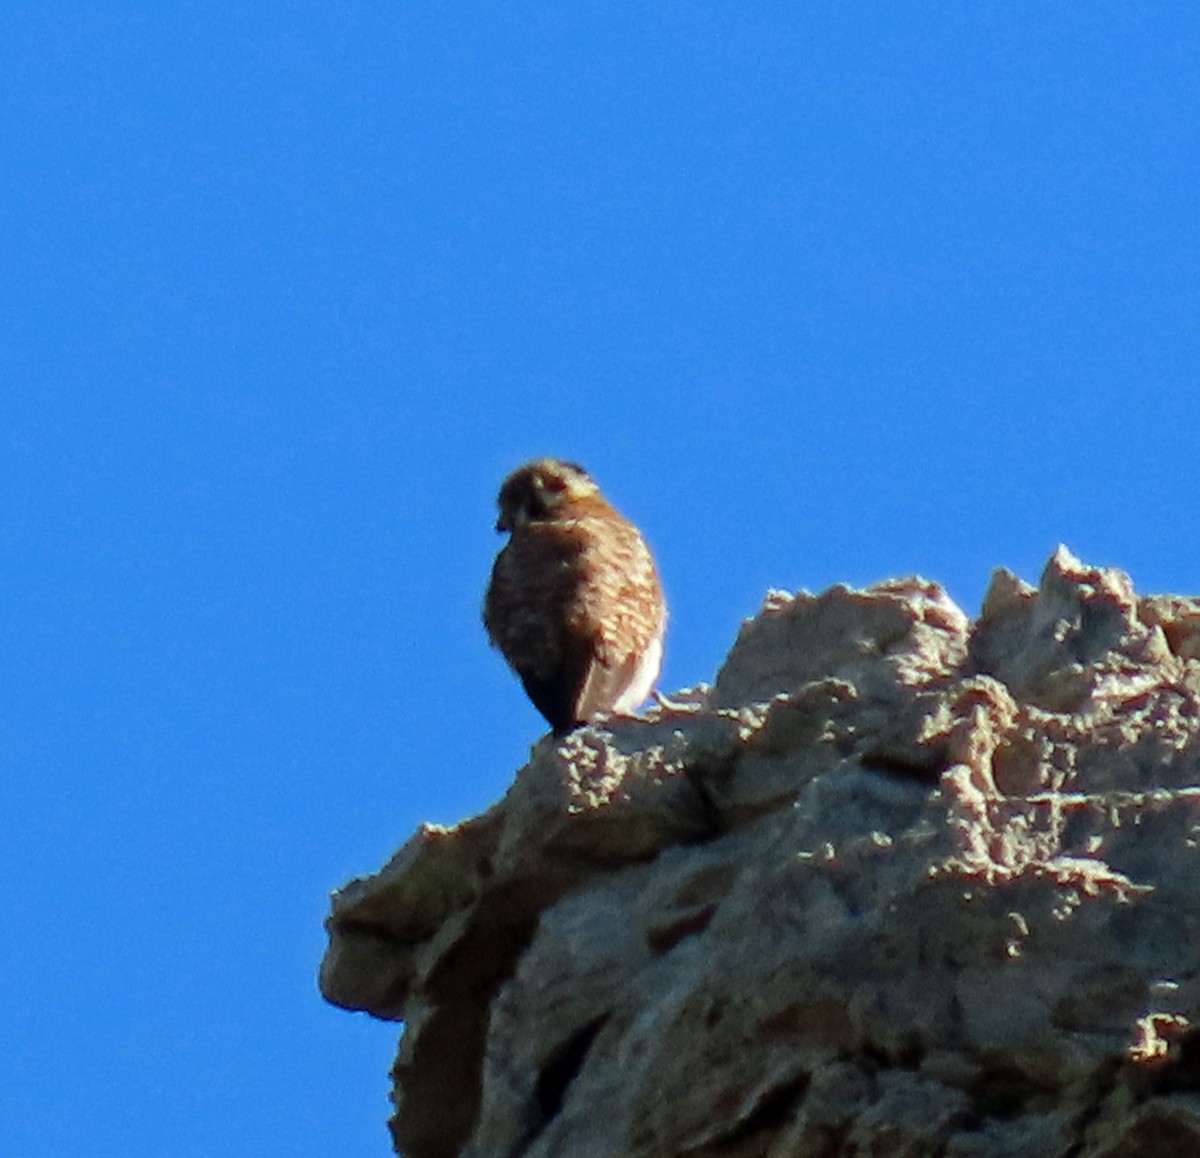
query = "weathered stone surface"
(321, 548, 1200, 1157)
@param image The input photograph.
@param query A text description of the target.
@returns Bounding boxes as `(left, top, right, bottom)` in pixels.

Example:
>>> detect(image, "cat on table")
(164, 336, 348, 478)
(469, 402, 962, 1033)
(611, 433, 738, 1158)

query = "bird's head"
(495, 458, 599, 532)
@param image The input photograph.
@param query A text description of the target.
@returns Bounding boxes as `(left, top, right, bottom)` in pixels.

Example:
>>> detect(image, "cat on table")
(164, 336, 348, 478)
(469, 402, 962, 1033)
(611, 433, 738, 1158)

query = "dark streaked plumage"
(483, 458, 666, 735)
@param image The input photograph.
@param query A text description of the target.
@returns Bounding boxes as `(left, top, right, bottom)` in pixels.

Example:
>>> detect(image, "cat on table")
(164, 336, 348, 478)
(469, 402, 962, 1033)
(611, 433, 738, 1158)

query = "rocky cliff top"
(320, 547, 1200, 1158)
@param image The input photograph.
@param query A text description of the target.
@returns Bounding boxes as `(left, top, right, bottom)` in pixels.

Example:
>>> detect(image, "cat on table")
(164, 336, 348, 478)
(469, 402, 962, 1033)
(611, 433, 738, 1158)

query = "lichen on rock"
(320, 547, 1200, 1158)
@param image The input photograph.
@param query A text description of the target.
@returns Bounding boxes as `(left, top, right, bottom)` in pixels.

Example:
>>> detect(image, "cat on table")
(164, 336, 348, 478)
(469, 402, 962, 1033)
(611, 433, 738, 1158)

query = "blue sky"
(3, 4, 1198, 1154)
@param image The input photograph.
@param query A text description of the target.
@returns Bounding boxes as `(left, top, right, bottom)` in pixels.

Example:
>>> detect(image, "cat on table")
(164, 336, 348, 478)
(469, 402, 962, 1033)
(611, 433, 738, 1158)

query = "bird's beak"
(495, 515, 510, 532)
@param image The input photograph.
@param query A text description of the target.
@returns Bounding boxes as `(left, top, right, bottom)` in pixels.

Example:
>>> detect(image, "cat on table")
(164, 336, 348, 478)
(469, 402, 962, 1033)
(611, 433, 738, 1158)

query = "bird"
(483, 458, 666, 735)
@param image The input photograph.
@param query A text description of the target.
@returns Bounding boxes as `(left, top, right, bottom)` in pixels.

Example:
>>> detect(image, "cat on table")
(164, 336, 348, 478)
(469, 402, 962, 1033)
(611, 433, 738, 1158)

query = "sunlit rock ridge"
(320, 547, 1200, 1158)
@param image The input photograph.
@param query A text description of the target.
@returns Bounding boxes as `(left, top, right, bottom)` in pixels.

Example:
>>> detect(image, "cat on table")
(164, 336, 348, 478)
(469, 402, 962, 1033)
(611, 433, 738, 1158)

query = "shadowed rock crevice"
(388, 897, 542, 1158)
(533, 1015, 609, 1129)
(321, 547, 1200, 1157)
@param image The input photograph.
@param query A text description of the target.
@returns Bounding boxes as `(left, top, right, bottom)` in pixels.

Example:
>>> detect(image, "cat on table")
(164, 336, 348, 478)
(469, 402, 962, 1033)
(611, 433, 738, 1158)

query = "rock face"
(320, 548, 1200, 1158)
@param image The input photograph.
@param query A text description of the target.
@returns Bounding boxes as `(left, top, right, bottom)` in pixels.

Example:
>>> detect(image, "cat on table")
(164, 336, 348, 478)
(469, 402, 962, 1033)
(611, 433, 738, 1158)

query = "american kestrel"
(483, 458, 666, 735)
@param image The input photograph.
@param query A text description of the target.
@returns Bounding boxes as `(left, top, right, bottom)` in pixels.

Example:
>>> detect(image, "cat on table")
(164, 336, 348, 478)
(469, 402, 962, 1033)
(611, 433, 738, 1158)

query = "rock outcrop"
(320, 547, 1200, 1157)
